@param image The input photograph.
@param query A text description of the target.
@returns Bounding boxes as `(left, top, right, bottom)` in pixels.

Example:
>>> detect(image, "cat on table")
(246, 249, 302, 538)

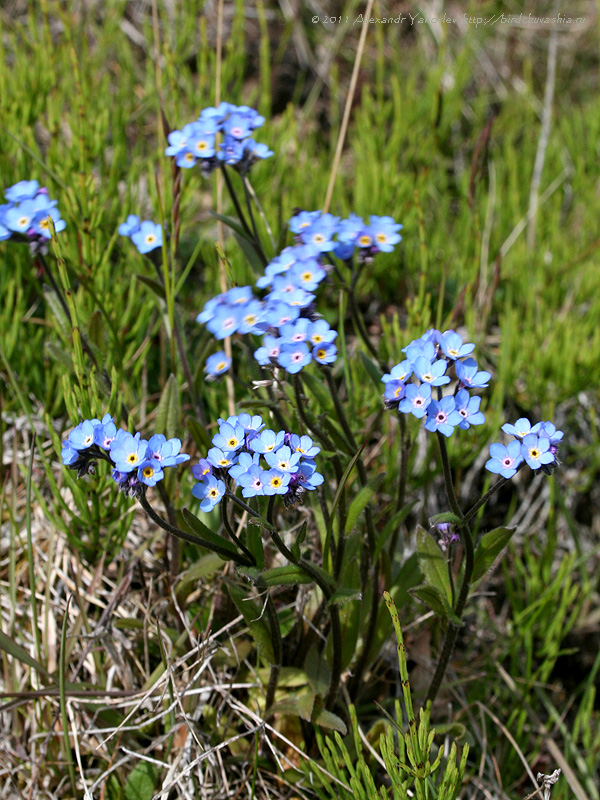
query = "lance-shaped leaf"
(227, 582, 275, 664)
(416, 525, 453, 607)
(472, 526, 517, 583)
(344, 474, 384, 534)
(260, 565, 313, 587)
(155, 373, 180, 440)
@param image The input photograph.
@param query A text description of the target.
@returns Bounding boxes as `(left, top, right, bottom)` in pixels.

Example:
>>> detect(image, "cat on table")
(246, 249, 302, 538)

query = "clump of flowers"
(486, 419, 563, 478)
(289, 210, 403, 263)
(383, 329, 563, 478)
(382, 329, 488, 436)
(192, 413, 323, 511)
(0, 180, 66, 253)
(61, 413, 189, 497)
(196, 282, 338, 375)
(118, 215, 163, 254)
(164, 102, 272, 174)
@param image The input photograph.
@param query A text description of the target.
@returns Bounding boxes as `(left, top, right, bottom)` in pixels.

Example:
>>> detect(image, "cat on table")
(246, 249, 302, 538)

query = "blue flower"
(485, 440, 523, 478)
(455, 358, 491, 389)
(61, 441, 79, 466)
(110, 432, 148, 473)
(453, 389, 485, 429)
(289, 434, 320, 458)
(278, 342, 312, 374)
(228, 451, 261, 481)
(94, 414, 117, 449)
(261, 469, 291, 495)
(206, 306, 242, 339)
(68, 419, 97, 450)
(294, 461, 324, 490)
(192, 458, 213, 481)
(237, 465, 265, 497)
(137, 458, 165, 487)
(520, 433, 555, 470)
(212, 422, 246, 453)
(192, 475, 226, 512)
(131, 221, 163, 254)
(254, 335, 282, 366)
(249, 429, 285, 454)
(501, 418, 533, 438)
(5, 180, 40, 202)
(413, 356, 450, 387)
(398, 384, 432, 418)
(205, 351, 232, 377)
(206, 447, 238, 470)
(118, 215, 141, 237)
(312, 342, 337, 365)
(439, 331, 475, 360)
(382, 360, 412, 384)
(424, 397, 463, 437)
(146, 434, 189, 467)
(307, 319, 337, 347)
(264, 445, 302, 473)
(368, 215, 402, 253)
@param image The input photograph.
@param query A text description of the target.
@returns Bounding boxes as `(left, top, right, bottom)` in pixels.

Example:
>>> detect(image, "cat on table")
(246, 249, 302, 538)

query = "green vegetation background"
(0, 1, 599, 799)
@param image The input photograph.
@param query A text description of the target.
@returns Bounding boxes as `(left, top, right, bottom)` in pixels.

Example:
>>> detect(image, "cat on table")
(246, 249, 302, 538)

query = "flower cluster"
(382, 329, 489, 437)
(197, 283, 338, 375)
(165, 103, 273, 174)
(485, 419, 563, 478)
(0, 180, 66, 251)
(118, 215, 163, 254)
(192, 413, 323, 511)
(289, 210, 402, 262)
(61, 414, 189, 496)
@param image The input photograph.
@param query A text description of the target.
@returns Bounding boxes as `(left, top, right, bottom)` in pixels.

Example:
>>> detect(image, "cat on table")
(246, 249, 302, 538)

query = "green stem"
(463, 476, 509, 527)
(261, 589, 282, 717)
(138, 492, 252, 567)
(221, 494, 257, 565)
(424, 433, 477, 706)
(267, 527, 342, 710)
(220, 165, 267, 266)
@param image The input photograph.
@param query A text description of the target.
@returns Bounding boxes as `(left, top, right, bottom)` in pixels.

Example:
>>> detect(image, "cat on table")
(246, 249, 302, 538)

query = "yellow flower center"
(317, 349, 326, 359)
(127, 453, 137, 463)
(142, 466, 154, 478)
(227, 438, 238, 448)
(358, 235, 372, 246)
(271, 477, 281, 487)
(375, 233, 387, 243)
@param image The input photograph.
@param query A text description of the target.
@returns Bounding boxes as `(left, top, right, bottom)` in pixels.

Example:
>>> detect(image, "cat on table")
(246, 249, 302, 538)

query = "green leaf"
(291, 519, 307, 560)
(472, 526, 517, 583)
(233, 231, 266, 273)
(358, 351, 384, 388)
(155, 373, 180, 441)
(209, 211, 253, 242)
(410, 584, 449, 620)
(326, 442, 367, 543)
(227, 582, 275, 664)
(416, 525, 453, 607)
(185, 415, 213, 453)
(345, 475, 384, 534)
(87, 309, 107, 357)
(124, 760, 157, 800)
(135, 274, 166, 301)
(179, 508, 238, 557)
(260, 565, 314, 587)
(44, 341, 73, 371)
(246, 525, 265, 570)
(313, 708, 348, 735)
(43, 285, 71, 337)
(327, 588, 362, 606)
(0, 629, 52, 680)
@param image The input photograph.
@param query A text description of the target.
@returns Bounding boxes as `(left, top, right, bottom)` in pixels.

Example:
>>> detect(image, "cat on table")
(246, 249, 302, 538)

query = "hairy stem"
(138, 492, 252, 567)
